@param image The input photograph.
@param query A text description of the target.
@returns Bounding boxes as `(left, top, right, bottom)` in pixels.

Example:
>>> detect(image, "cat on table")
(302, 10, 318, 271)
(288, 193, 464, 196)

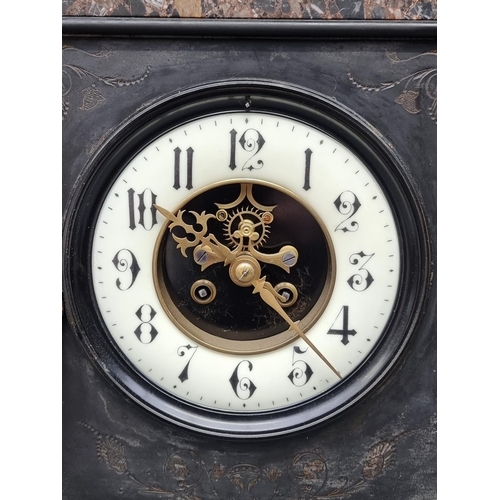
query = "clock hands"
(224, 247, 341, 378)
(156, 197, 342, 379)
(249, 274, 342, 379)
(155, 204, 297, 273)
(154, 205, 240, 270)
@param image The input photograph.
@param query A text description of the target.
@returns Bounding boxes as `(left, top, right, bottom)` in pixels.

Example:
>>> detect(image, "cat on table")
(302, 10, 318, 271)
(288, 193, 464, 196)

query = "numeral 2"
(334, 191, 361, 232)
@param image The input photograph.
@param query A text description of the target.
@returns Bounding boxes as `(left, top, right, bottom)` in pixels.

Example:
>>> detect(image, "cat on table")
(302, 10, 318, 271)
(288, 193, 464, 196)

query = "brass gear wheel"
(223, 206, 272, 249)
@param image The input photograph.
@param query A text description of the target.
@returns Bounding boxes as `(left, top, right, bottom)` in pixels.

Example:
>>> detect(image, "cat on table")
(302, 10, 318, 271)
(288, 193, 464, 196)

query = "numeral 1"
(303, 148, 313, 190)
(229, 129, 237, 170)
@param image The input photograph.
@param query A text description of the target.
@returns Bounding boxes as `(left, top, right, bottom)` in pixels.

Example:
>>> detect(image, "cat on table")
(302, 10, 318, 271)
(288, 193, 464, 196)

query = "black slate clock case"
(62, 20, 436, 500)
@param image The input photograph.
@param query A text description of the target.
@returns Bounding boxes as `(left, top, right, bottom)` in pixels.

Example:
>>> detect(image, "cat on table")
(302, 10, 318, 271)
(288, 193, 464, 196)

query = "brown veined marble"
(62, 0, 437, 20)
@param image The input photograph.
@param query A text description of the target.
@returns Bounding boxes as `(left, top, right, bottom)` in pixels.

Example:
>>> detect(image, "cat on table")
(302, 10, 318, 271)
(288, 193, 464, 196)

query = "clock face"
(63, 83, 427, 437)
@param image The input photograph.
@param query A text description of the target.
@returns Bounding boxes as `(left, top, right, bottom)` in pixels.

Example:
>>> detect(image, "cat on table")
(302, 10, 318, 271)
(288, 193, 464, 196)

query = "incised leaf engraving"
(79, 418, 434, 498)
(348, 50, 437, 123)
(62, 46, 151, 120)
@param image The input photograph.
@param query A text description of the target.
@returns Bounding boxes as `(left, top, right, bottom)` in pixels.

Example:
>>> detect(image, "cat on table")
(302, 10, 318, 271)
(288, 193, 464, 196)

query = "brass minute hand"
(251, 276, 342, 379)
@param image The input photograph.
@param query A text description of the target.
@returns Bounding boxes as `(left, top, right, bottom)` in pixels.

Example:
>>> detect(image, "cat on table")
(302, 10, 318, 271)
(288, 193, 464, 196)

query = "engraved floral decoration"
(62, 46, 151, 120)
(289, 450, 365, 498)
(80, 422, 171, 494)
(79, 418, 434, 498)
(348, 50, 437, 123)
(361, 440, 397, 479)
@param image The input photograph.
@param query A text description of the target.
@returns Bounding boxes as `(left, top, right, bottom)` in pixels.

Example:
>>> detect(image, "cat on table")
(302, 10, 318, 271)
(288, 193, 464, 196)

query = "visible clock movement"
(63, 81, 429, 437)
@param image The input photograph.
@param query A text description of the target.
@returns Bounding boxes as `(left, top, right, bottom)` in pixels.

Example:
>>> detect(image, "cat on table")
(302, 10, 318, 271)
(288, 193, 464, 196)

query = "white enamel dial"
(91, 111, 400, 413)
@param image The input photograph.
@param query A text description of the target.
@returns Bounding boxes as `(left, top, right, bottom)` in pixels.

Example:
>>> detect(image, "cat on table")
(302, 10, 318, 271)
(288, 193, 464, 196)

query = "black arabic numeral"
(240, 129, 265, 171)
(229, 129, 238, 170)
(128, 188, 158, 230)
(173, 146, 194, 190)
(229, 360, 257, 400)
(112, 249, 140, 290)
(334, 191, 361, 232)
(347, 252, 375, 291)
(287, 346, 314, 387)
(328, 306, 357, 345)
(177, 344, 198, 382)
(134, 304, 158, 344)
(303, 148, 313, 191)
(228, 128, 265, 171)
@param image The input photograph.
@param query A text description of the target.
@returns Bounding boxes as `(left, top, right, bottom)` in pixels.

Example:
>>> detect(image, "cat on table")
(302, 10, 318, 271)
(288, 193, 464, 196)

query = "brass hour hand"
(155, 205, 214, 257)
(250, 275, 342, 379)
(155, 204, 239, 270)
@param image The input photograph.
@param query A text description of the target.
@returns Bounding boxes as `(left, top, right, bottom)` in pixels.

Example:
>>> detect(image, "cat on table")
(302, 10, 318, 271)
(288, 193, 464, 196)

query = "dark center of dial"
(157, 182, 333, 346)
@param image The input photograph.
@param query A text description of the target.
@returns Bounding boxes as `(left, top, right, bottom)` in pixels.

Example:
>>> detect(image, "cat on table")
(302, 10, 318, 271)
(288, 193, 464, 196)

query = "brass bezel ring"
(153, 179, 336, 355)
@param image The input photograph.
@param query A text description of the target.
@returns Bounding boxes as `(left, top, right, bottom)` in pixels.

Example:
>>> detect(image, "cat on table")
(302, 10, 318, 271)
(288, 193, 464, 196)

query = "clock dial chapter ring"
(153, 180, 336, 355)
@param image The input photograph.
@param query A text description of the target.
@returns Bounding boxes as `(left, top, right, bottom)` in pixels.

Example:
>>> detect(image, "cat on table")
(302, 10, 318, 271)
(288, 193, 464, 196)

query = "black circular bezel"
(62, 80, 430, 438)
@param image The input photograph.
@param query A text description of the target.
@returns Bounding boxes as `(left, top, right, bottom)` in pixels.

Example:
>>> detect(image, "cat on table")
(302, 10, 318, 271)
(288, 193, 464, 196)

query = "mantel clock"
(63, 81, 428, 437)
(62, 18, 436, 499)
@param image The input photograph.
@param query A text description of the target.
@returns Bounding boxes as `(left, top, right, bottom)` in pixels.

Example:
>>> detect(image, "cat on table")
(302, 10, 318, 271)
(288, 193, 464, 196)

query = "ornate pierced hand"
(154, 205, 240, 270)
(155, 199, 299, 273)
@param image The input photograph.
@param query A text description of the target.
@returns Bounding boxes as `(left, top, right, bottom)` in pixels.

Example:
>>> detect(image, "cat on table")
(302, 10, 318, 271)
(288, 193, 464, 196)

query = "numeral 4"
(328, 306, 357, 345)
